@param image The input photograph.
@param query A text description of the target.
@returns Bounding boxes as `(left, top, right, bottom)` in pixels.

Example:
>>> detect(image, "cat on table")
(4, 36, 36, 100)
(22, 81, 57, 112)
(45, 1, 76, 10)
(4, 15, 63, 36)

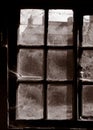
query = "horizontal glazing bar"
(80, 46, 93, 50)
(17, 78, 73, 84)
(17, 45, 74, 50)
(79, 78, 93, 85)
(17, 45, 44, 49)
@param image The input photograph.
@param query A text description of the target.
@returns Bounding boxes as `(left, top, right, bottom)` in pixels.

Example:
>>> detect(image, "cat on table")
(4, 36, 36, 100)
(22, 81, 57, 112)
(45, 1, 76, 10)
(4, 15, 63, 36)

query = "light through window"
(16, 9, 74, 120)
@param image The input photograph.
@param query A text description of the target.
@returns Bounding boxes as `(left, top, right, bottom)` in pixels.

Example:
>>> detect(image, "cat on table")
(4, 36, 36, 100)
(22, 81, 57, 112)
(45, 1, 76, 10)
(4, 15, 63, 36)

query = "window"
(79, 15, 93, 119)
(7, 4, 93, 130)
(16, 9, 73, 120)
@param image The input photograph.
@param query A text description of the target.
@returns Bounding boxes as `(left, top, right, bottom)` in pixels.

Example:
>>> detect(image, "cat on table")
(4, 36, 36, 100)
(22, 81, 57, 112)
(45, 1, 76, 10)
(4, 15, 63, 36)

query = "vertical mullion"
(43, 9, 48, 119)
(78, 80, 82, 118)
(72, 11, 78, 120)
(78, 15, 83, 118)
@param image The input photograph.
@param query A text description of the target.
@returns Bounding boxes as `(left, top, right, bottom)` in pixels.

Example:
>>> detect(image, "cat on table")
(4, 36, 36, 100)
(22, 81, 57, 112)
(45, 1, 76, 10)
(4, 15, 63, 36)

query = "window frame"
(6, 2, 93, 129)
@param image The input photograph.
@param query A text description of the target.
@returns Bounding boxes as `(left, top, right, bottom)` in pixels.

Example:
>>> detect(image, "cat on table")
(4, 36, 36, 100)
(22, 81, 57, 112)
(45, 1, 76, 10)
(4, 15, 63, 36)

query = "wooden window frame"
(1, 1, 93, 129)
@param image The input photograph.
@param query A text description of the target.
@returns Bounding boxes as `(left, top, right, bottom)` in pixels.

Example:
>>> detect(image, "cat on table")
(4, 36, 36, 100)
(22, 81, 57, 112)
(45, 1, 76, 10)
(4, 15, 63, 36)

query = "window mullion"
(72, 11, 79, 120)
(78, 15, 83, 118)
(78, 15, 83, 119)
(43, 9, 48, 119)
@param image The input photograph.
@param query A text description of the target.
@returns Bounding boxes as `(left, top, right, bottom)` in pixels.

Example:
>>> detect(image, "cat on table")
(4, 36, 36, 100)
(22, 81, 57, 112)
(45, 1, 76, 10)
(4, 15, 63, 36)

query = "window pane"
(16, 84, 43, 119)
(48, 9, 73, 46)
(81, 50, 93, 80)
(83, 15, 93, 46)
(47, 50, 74, 80)
(18, 9, 44, 45)
(47, 85, 72, 119)
(82, 85, 93, 117)
(17, 49, 43, 79)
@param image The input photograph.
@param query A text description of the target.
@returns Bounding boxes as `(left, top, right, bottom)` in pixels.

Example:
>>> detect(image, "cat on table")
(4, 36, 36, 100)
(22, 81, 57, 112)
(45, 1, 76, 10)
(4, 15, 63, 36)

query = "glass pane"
(81, 50, 93, 80)
(83, 15, 93, 46)
(48, 9, 73, 46)
(82, 85, 93, 117)
(16, 84, 43, 119)
(47, 85, 72, 119)
(17, 49, 43, 79)
(47, 50, 74, 80)
(18, 9, 44, 45)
